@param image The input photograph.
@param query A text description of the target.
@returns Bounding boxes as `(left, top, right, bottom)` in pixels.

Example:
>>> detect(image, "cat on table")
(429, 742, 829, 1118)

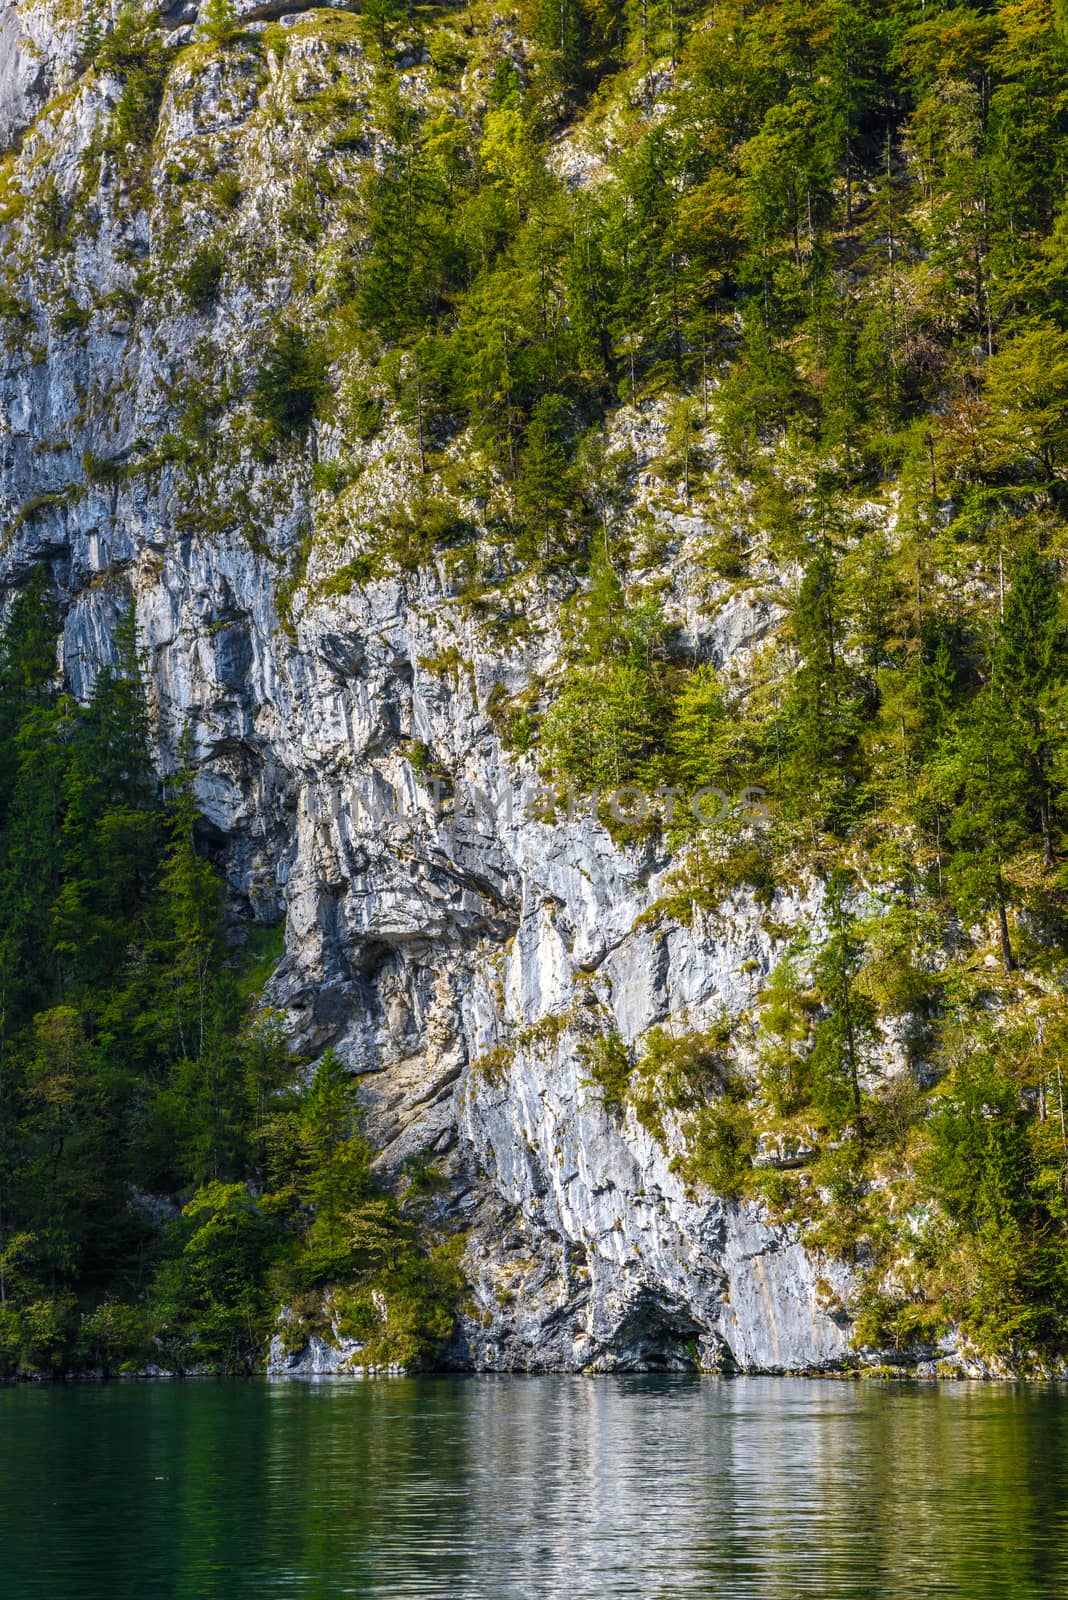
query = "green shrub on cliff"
(252, 327, 329, 440)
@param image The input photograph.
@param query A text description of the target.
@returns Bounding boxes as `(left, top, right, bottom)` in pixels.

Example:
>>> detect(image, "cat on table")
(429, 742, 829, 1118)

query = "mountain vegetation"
(0, 587, 459, 1373)
(3, 0, 1068, 1371)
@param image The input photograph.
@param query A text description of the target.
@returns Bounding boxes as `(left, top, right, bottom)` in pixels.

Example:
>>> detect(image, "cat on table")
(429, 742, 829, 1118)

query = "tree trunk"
(1041, 788, 1055, 867)
(996, 875, 1015, 972)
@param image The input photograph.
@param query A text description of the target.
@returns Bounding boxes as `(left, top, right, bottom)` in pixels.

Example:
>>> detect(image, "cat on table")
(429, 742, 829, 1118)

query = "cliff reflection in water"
(1, 1376, 1067, 1599)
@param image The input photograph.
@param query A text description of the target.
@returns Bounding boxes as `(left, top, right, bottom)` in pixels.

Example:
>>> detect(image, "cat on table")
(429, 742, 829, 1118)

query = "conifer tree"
(757, 952, 812, 1115)
(942, 546, 1064, 969)
(809, 875, 877, 1134)
(989, 543, 1063, 865)
(53, 610, 159, 991)
(158, 762, 224, 1064)
(298, 1048, 374, 1283)
(516, 393, 575, 559)
(781, 540, 866, 833)
(0, 567, 57, 828)
(665, 664, 738, 797)
(17, 1008, 101, 1294)
(0, 704, 71, 1029)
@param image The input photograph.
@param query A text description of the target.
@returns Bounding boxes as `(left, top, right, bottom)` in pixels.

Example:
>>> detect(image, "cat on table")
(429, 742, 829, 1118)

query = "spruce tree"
(809, 875, 877, 1134)
(516, 393, 575, 560)
(53, 610, 160, 991)
(298, 1048, 373, 1283)
(0, 567, 58, 828)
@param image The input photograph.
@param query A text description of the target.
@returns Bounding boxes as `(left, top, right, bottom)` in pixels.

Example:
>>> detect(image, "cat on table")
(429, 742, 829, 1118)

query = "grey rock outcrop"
(0, 0, 99, 152)
(1, 9, 862, 1374)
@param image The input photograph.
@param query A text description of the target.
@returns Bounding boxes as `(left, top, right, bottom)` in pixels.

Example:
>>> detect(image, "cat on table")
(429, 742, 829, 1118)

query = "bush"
(578, 1027, 632, 1114)
(55, 297, 91, 335)
(96, 4, 154, 73)
(79, 1301, 154, 1372)
(0, 1296, 79, 1374)
(653, 834, 778, 924)
(252, 327, 328, 439)
(97, 11, 174, 164)
(681, 1098, 756, 1199)
(631, 1023, 733, 1141)
(108, 67, 168, 151)
(541, 659, 665, 790)
(201, 0, 237, 42)
(151, 1182, 277, 1371)
(177, 244, 224, 309)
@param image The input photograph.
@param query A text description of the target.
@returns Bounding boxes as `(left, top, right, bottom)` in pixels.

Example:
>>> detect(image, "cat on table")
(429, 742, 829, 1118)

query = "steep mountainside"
(1, 0, 1068, 1377)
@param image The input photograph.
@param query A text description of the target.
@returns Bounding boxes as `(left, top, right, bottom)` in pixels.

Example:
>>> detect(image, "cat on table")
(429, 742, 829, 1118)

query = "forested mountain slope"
(0, 0, 1067, 1376)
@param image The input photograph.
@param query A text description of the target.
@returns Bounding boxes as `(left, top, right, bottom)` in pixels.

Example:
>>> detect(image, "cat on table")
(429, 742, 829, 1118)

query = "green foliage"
(0, 567, 57, 820)
(913, 1048, 1068, 1358)
(78, 1299, 153, 1371)
(176, 244, 225, 309)
(77, 5, 105, 65)
(924, 1057, 1030, 1231)
(582, 1016, 755, 1198)
(541, 656, 664, 789)
(650, 832, 778, 923)
(252, 327, 328, 440)
(292, 1048, 373, 1285)
(153, 1182, 277, 1370)
(201, 0, 237, 44)
(10, 0, 1068, 1372)
(541, 556, 674, 789)
(630, 1021, 734, 1143)
(334, 1233, 466, 1367)
(515, 393, 577, 557)
(664, 664, 733, 793)
(233, 923, 286, 1005)
(808, 874, 879, 1134)
(0, 595, 457, 1374)
(757, 952, 813, 1116)
(681, 1095, 756, 1200)
(578, 1027, 631, 1113)
(96, 8, 175, 170)
(54, 298, 90, 335)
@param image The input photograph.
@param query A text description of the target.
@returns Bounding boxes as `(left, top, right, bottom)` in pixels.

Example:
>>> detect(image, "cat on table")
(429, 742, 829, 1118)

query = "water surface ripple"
(1, 1375, 1065, 1599)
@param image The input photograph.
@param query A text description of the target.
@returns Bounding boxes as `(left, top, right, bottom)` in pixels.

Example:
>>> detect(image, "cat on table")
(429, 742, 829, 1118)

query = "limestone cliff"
(0, 1, 876, 1373)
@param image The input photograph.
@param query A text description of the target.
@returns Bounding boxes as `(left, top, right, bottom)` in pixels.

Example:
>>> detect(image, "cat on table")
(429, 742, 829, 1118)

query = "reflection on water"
(1, 1376, 1067, 1599)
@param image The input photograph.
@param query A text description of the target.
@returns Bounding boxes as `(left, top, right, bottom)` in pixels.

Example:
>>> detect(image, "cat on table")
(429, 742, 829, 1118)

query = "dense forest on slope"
(2, 0, 1068, 1372)
(0, 581, 461, 1374)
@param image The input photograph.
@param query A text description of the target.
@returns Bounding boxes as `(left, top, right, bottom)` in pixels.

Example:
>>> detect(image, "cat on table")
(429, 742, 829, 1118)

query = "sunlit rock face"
(0, 5, 858, 1373)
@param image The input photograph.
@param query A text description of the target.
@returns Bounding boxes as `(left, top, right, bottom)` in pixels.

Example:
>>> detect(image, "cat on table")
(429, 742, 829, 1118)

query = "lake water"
(1, 1376, 1066, 1599)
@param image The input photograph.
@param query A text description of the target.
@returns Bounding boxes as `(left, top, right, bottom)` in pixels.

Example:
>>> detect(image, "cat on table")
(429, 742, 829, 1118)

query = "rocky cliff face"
(0, 2, 863, 1372)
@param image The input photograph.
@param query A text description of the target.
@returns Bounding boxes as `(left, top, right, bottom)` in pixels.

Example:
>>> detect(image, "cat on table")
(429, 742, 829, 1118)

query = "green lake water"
(1, 1376, 1066, 1599)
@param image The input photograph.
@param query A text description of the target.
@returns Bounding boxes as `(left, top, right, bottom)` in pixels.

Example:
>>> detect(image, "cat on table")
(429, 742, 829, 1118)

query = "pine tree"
(252, 327, 328, 440)
(152, 758, 252, 1185)
(989, 543, 1063, 865)
(757, 952, 812, 1115)
(16, 1008, 103, 1294)
(53, 609, 160, 991)
(0, 704, 71, 1029)
(942, 546, 1064, 970)
(77, 4, 104, 64)
(516, 393, 575, 560)
(781, 538, 866, 834)
(809, 874, 877, 1134)
(665, 664, 738, 796)
(297, 1048, 373, 1283)
(157, 759, 225, 1058)
(521, 0, 593, 105)
(0, 567, 58, 828)
(357, 90, 455, 340)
